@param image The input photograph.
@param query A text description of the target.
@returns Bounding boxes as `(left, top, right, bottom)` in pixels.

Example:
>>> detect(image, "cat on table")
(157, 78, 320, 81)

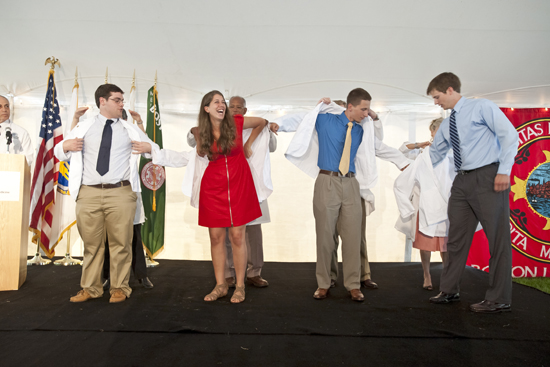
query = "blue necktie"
(96, 119, 113, 176)
(449, 110, 462, 171)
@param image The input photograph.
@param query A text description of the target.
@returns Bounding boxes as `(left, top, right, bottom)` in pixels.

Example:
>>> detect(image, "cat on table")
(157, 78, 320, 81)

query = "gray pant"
(441, 163, 512, 304)
(224, 224, 264, 278)
(331, 198, 372, 281)
(313, 174, 362, 291)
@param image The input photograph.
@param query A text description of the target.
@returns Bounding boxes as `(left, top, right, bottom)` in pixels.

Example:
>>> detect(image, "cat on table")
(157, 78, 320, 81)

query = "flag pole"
(28, 56, 62, 266)
(105, 67, 109, 84)
(54, 66, 82, 266)
(27, 239, 52, 266)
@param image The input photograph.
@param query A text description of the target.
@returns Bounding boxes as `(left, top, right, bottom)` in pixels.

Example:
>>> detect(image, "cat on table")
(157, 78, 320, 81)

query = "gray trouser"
(441, 163, 512, 304)
(225, 225, 264, 278)
(313, 174, 362, 291)
(331, 198, 372, 281)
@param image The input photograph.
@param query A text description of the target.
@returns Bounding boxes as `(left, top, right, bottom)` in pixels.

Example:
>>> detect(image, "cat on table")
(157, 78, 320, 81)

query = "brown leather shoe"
(313, 288, 328, 299)
(247, 276, 269, 287)
(350, 289, 365, 302)
(225, 277, 236, 288)
(109, 289, 127, 303)
(70, 289, 93, 303)
(361, 279, 378, 289)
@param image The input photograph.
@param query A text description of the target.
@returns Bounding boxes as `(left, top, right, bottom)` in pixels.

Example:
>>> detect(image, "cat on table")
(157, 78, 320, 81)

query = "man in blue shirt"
(313, 88, 373, 302)
(427, 72, 519, 313)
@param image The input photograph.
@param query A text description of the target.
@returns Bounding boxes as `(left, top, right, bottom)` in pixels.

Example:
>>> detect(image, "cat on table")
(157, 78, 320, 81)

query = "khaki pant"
(331, 198, 372, 282)
(76, 185, 137, 298)
(313, 174, 362, 291)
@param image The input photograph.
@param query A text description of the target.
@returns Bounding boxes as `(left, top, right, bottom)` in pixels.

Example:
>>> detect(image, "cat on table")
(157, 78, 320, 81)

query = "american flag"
(29, 70, 64, 258)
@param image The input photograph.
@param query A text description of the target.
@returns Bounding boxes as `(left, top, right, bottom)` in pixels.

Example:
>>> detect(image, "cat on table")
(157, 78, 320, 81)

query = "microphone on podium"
(5, 126, 12, 153)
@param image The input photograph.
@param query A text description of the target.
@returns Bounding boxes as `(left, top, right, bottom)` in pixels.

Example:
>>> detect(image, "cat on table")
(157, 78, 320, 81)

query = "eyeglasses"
(108, 98, 125, 105)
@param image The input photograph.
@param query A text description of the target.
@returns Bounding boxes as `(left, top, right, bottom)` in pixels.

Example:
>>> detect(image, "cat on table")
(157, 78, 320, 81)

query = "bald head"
(228, 96, 247, 117)
(0, 96, 10, 123)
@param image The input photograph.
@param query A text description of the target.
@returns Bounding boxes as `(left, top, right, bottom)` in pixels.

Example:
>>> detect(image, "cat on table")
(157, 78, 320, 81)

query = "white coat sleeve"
(151, 145, 192, 168)
(375, 137, 412, 169)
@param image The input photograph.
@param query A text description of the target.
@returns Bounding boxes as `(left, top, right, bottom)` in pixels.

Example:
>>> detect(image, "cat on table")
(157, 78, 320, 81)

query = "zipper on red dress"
(225, 155, 234, 227)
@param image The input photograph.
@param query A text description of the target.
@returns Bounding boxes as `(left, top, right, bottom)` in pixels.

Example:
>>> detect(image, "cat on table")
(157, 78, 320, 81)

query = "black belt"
(319, 169, 355, 178)
(86, 180, 131, 189)
(457, 162, 498, 175)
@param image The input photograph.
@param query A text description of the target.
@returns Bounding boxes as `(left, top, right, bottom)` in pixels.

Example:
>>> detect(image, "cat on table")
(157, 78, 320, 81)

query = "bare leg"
(228, 225, 247, 288)
(208, 227, 228, 286)
(420, 250, 432, 288)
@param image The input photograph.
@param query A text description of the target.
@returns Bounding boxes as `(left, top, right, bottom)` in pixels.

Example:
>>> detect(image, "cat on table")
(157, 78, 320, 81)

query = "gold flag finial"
(45, 56, 60, 70)
(105, 67, 109, 84)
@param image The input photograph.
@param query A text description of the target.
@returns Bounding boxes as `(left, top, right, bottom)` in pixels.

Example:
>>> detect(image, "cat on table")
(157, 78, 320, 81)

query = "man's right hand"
(63, 138, 84, 153)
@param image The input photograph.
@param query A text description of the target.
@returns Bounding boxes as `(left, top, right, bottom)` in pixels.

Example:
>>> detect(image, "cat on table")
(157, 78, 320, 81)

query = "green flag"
(139, 85, 166, 259)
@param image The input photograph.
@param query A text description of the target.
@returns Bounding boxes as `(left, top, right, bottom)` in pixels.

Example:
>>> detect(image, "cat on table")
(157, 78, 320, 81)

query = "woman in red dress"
(192, 90, 265, 303)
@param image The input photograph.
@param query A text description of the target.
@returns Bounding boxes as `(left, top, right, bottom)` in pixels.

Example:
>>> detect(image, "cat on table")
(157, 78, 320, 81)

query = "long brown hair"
(198, 90, 236, 161)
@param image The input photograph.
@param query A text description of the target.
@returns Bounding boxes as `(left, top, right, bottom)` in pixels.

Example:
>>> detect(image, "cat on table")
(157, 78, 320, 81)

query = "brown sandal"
(204, 283, 228, 301)
(230, 285, 246, 304)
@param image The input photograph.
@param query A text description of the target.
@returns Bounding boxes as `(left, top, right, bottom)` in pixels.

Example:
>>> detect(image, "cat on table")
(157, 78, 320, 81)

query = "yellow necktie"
(339, 122, 353, 175)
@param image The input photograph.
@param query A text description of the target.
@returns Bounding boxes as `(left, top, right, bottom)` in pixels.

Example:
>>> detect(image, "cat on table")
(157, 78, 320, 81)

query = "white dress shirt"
(54, 114, 157, 200)
(81, 114, 132, 185)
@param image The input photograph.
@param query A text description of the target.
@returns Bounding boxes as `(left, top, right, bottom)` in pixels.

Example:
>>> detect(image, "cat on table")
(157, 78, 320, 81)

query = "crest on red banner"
(467, 109, 550, 277)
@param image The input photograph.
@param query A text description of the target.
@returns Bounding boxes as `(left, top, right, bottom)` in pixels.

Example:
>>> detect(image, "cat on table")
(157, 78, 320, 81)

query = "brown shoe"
(247, 276, 269, 287)
(313, 288, 329, 299)
(109, 289, 127, 303)
(70, 289, 93, 303)
(350, 289, 365, 302)
(225, 277, 236, 288)
(361, 279, 378, 290)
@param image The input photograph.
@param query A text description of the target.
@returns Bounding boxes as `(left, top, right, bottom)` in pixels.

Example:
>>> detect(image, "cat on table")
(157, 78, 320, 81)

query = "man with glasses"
(55, 84, 157, 303)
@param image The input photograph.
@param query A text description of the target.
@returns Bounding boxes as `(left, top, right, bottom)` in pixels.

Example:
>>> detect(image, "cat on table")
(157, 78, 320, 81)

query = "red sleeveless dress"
(198, 115, 261, 227)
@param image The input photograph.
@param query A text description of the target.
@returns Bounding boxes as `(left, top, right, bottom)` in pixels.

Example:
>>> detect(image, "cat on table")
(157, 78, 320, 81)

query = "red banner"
(467, 108, 550, 277)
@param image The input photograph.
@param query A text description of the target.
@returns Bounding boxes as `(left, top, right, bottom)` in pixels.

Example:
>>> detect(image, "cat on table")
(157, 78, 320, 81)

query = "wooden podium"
(0, 154, 30, 291)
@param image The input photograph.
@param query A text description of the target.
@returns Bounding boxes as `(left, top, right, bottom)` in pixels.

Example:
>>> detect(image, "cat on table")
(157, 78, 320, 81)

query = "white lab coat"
(53, 117, 157, 202)
(393, 146, 455, 239)
(275, 102, 411, 215)
(151, 125, 273, 209)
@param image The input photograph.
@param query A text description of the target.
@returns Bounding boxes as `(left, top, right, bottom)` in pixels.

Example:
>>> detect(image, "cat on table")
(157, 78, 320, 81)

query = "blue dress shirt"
(315, 111, 363, 173)
(430, 97, 519, 175)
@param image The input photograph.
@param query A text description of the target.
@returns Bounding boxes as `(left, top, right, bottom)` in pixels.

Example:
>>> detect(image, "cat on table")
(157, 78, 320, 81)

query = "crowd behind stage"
(1, 71, 519, 313)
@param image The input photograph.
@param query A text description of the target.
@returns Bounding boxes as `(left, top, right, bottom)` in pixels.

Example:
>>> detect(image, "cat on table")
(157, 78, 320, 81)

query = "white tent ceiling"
(3, 0, 550, 112)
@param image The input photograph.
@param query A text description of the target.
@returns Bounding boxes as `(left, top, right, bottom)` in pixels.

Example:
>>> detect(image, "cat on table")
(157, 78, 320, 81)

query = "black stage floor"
(1, 260, 549, 366)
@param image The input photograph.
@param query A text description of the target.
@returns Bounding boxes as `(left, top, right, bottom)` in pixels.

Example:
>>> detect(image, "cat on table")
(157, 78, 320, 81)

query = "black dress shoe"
(429, 291, 460, 304)
(470, 300, 511, 313)
(103, 278, 110, 291)
(330, 279, 336, 288)
(361, 279, 378, 289)
(138, 277, 154, 289)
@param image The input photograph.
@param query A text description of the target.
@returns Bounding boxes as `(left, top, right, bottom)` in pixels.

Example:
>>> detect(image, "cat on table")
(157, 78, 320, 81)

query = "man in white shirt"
(54, 84, 157, 304)
(0, 95, 34, 166)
